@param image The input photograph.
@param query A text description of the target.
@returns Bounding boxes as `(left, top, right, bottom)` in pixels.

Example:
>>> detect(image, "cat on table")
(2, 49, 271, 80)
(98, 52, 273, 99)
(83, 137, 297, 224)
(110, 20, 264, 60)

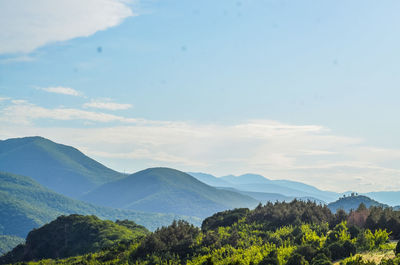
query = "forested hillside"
(0, 215, 148, 264)
(0, 171, 201, 240)
(3, 200, 400, 265)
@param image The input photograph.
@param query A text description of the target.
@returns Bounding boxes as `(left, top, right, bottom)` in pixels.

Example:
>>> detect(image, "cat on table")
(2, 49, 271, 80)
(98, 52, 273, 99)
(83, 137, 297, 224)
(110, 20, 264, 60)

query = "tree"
(258, 250, 279, 265)
(286, 253, 309, 265)
(396, 241, 400, 255)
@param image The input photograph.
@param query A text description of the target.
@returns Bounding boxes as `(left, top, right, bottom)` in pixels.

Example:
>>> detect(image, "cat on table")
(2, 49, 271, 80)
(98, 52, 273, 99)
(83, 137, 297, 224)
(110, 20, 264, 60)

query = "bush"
(396, 241, 400, 255)
(310, 253, 332, 265)
(328, 241, 356, 261)
(258, 250, 279, 265)
(286, 253, 309, 265)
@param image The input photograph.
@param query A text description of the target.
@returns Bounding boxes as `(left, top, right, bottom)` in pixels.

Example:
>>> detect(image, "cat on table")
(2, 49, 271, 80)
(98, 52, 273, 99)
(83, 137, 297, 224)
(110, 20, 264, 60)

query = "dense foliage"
(0, 215, 149, 264)
(2, 200, 399, 265)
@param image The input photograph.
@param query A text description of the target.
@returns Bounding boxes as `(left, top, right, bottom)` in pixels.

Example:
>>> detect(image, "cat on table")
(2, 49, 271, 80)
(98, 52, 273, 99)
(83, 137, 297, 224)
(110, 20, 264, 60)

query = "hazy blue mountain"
(220, 174, 338, 202)
(221, 174, 270, 184)
(0, 171, 201, 243)
(187, 172, 232, 187)
(364, 191, 400, 207)
(190, 172, 337, 202)
(0, 136, 124, 198)
(82, 168, 258, 218)
(327, 195, 388, 213)
(217, 187, 324, 204)
(272, 180, 339, 202)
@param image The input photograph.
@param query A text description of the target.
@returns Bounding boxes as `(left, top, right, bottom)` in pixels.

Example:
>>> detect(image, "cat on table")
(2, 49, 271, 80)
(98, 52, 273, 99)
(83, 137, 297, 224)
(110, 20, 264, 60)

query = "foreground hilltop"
(0, 215, 148, 264)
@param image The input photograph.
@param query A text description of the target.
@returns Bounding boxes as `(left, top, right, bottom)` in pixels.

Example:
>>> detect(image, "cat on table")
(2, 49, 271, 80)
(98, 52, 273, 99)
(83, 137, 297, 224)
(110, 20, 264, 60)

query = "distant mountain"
(215, 186, 323, 204)
(82, 168, 258, 218)
(221, 174, 270, 185)
(187, 172, 232, 187)
(0, 215, 149, 264)
(364, 191, 400, 207)
(327, 195, 388, 213)
(189, 172, 338, 203)
(0, 136, 124, 197)
(0, 171, 201, 242)
(216, 187, 293, 202)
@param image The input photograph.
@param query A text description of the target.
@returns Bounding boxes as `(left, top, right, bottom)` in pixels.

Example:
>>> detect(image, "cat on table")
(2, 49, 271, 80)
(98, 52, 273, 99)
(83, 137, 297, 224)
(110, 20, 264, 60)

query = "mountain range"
(1, 136, 400, 254)
(82, 167, 258, 218)
(189, 172, 338, 202)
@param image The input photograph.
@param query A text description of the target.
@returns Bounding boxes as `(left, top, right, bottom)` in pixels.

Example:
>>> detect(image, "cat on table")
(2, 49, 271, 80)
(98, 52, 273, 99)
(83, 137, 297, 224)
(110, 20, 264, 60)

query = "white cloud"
(83, 99, 132, 110)
(38, 86, 81, 96)
(0, 55, 35, 64)
(0, 0, 134, 54)
(1, 99, 400, 193)
(0, 100, 137, 124)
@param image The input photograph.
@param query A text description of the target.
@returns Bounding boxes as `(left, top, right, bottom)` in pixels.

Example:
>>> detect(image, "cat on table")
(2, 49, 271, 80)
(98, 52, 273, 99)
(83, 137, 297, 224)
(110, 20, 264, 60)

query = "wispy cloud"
(0, 0, 134, 54)
(1, 99, 400, 193)
(0, 55, 35, 64)
(38, 86, 81, 96)
(0, 100, 137, 124)
(83, 99, 132, 110)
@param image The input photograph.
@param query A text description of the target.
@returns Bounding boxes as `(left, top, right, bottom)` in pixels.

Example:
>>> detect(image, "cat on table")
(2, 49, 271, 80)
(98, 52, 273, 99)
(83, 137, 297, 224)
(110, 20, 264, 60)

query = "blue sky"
(1, 0, 400, 192)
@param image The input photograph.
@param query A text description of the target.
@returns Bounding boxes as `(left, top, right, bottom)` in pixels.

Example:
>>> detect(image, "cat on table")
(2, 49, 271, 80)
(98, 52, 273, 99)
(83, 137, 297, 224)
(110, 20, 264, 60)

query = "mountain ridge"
(82, 167, 258, 218)
(0, 136, 124, 198)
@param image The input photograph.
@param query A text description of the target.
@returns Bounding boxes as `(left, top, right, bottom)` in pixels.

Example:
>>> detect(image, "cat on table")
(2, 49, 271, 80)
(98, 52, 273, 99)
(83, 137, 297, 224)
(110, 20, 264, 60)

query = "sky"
(1, 0, 400, 193)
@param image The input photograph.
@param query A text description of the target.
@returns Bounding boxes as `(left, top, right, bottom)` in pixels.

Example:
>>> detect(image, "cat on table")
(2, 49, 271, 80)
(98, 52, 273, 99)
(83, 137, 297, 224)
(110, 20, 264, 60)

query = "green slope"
(327, 195, 388, 213)
(0, 214, 149, 264)
(82, 167, 258, 218)
(0, 171, 201, 240)
(0, 136, 123, 197)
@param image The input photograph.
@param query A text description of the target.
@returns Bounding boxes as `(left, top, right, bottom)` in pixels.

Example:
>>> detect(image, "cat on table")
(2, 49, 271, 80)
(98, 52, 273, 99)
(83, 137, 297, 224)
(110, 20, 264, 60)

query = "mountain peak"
(0, 136, 123, 198)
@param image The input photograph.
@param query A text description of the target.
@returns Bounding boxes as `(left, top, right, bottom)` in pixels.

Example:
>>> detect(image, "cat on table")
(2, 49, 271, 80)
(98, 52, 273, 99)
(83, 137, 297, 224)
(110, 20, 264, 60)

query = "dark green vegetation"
(0, 236, 24, 255)
(0, 171, 201, 241)
(328, 195, 388, 213)
(0, 136, 123, 197)
(3, 200, 400, 265)
(189, 172, 339, 202)
(82, 168, 258, 217)
(0, 215, 148, 263)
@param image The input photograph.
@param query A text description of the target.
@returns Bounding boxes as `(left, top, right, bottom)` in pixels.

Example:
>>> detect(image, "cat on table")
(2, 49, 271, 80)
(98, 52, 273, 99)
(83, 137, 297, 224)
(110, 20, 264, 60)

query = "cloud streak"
(1, 99, 400, 193)
(0, 0, 134, 54)
(83, 99, 133, 110)
(38, 86, 81, 96)
(0, 100, 137, 124)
